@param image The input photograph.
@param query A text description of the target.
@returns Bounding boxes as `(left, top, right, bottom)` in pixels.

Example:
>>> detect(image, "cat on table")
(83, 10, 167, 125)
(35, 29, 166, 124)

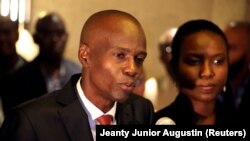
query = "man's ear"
(78, 43, 89, 67)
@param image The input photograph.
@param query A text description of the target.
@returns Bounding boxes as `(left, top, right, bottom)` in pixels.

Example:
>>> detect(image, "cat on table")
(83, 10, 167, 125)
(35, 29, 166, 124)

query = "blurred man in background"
(0, 16, 27, 79)
(1, 12, 81, 115)
(224, 21, 250, 125)
(0, 16, 27, 126)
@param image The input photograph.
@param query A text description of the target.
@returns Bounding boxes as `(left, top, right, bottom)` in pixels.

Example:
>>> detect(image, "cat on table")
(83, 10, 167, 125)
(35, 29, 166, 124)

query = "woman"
(154, 19, 235, 125)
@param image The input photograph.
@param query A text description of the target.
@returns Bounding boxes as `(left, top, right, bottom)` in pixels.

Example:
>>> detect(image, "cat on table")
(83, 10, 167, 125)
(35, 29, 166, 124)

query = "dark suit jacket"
(237, 78, 250, 125)
(0, 74, 154, 141)
(219, 77, 250, 126)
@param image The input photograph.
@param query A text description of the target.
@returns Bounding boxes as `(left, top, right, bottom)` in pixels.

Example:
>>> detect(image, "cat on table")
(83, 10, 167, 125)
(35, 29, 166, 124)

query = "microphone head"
(155, 117, 176, 125)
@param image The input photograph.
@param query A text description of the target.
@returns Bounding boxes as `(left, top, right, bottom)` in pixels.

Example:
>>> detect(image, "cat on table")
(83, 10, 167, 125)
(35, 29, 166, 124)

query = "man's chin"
(116, 94, 130, 103)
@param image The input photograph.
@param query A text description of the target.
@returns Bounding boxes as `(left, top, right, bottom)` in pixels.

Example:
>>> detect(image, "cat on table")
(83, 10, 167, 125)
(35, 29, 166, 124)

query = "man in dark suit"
(0, 9, 154, 141)
(0, 15, 27, 127)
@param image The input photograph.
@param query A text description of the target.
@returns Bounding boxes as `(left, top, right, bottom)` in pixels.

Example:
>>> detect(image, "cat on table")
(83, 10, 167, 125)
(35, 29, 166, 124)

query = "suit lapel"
(56, 74, 93, 141)
(58, 101, 93, 141)
(116, 102, 135, 124)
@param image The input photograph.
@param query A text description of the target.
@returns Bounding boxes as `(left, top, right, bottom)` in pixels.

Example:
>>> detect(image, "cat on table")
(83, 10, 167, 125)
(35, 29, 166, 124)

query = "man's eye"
(115, 53, 125, 59)
(135, 56, 145, 65)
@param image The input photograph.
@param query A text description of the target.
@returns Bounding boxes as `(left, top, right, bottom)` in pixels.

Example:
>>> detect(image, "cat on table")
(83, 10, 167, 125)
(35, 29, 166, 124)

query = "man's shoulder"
(19, 90, 58, 106)
(7, 75, 79, 116)
(9, 90, 60, 116)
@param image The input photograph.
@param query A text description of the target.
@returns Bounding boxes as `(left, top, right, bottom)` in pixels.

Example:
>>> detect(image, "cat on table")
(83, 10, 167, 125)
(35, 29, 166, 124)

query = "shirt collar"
(76, 77, 117, 121)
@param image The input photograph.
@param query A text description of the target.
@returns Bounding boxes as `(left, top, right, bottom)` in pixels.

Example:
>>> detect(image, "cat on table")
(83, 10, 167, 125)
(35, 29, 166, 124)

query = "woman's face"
(178, 30, 228, 102)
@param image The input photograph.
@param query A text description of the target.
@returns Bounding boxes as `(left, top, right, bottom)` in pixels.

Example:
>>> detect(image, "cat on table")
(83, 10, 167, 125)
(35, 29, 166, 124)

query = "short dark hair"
(35, 12, 65, 33)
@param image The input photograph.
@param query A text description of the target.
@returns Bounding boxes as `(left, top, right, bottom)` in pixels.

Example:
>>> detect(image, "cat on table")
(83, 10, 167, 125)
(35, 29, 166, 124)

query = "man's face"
(224, 26, 249, 77)
(0, 19, 18, 60)
(36, 17, 68, 64)
(82, 19, 146, 103)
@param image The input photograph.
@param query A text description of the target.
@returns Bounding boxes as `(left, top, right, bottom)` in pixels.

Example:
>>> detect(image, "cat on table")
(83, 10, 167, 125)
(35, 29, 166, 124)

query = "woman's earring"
(165, 46, 172, 53)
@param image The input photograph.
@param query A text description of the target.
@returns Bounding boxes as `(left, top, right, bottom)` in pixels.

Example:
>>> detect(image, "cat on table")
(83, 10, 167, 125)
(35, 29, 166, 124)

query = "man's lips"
(119, 82, 136, 91)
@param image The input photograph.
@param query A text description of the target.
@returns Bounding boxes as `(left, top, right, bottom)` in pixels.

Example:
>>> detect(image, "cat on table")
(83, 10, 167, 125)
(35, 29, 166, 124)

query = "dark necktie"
(96, 115, 113, 125)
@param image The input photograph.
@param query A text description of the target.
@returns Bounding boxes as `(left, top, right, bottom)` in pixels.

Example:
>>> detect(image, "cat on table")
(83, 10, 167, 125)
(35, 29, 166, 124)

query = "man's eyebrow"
(112, 46, 147, 55)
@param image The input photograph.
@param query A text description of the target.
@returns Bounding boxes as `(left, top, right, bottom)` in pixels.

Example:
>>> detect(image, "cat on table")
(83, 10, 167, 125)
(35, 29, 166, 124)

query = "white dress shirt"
(76, 77, 117, 141)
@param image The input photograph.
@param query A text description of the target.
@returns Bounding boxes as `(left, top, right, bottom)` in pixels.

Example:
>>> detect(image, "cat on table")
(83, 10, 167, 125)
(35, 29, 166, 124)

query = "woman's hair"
(169, 19, 229, 84)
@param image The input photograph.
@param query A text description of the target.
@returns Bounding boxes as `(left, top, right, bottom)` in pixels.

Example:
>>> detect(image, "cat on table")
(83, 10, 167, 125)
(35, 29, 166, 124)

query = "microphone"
(155, 117, 176, 125)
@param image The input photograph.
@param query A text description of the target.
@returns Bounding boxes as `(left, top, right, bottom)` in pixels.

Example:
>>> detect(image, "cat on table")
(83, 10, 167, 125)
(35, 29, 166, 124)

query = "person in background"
(154, 28, 179, 111)
(224, 21, 250, 125)
(154, 19, 235, 125)
(0, 16, 27, 126)
(0, 9, 154, 141)
(0, 16, 27, 79)
(1, 12, 81, 115)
